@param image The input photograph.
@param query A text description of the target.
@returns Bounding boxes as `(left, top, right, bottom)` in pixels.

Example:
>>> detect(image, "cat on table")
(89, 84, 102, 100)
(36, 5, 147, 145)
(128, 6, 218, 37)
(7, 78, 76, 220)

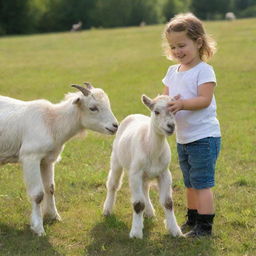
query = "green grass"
(0, 18, 255, 256)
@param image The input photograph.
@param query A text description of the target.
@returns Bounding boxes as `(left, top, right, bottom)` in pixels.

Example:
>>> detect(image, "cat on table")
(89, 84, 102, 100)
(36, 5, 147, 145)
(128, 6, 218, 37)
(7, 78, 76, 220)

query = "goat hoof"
(56, 216, 62, 221)
(54, 213, 62, 221)
(129, 229, 143, 239)
(43, 212, 62, 222)
(38, 231, 46, 237)
(170, 227, 183, 237)
(164, 220, 183, 237)
(31, 225, 46, 236)
(103, 208, 112, 216)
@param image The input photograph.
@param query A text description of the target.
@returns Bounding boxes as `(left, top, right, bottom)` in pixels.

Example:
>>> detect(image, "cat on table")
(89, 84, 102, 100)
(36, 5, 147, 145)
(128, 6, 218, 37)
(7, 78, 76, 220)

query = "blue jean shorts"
(177, 137, 221, 189)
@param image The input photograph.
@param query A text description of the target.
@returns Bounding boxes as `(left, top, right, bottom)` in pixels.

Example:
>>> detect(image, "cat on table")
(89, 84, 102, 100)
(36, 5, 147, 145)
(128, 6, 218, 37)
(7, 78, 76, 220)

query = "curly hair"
(162, 13, 217, 61)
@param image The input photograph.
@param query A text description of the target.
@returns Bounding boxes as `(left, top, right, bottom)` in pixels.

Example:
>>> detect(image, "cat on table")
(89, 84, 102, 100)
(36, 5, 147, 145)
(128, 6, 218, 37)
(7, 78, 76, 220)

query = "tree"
(162, 0, 178, 21)
(229, 0, 256, 17)
(0, 0, 35, 34)
(162, 0, 191, 22)
(190, 0, 230, 19)
(91, 0, 160, 28)
(37, 0, 96, 32)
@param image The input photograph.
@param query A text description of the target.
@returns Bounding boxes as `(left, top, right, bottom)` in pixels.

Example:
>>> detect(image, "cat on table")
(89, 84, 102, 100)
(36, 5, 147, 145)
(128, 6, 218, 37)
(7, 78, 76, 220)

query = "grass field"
(0, 18, 255, 256)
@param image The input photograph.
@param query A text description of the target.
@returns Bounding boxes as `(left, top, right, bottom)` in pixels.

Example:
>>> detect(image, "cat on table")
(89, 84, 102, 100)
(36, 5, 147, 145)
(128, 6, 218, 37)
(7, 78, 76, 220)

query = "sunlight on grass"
(0, 18, 255, 256)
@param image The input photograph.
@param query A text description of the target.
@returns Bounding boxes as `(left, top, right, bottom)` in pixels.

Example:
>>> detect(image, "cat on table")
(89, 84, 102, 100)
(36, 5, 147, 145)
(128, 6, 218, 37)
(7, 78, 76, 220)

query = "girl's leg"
(185, 188, 215, 237)
(184, 137, 220, 237)
(181, 188, 198, 232)
(196, 188, 214, 214)
(186, 188, 198, 210)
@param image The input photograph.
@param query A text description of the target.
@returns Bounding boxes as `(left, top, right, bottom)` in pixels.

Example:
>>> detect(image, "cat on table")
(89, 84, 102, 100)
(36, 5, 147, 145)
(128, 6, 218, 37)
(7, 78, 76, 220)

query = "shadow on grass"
(85, 215, 217, 256)
(0, 223, 62, 256)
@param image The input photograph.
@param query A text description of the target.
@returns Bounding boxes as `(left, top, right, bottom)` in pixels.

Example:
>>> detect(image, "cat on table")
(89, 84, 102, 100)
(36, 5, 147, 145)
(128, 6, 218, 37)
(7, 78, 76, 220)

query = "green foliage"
(1, 0, 256, 35)
(227, 0, 256, 17)
(0, 0, 36, 35)
(190, 0, 230, 19)
(162, 0, 178, 22)
(32, 0, 162, 32)
(239, 4, 256, 17)
(162, 0, 191, 21)
(37, 0, 96, 32)
(84, 0, 161, 28)
(0, 18, 256, 256)
(233, 0, 256, 11)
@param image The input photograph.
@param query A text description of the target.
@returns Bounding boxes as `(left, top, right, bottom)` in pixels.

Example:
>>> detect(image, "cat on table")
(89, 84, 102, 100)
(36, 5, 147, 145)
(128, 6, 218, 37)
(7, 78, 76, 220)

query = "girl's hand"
(168, 100, 184, 114)
(173, 94, 181, 101)
(168, 94, 183, 114)
(167, 82, 215, 114)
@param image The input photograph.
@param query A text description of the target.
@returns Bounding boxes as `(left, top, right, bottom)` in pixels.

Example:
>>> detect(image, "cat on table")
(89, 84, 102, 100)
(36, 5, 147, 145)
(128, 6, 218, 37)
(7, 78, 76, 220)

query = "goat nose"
(113, 123, 118, 129)
(167, 123, 174, 129)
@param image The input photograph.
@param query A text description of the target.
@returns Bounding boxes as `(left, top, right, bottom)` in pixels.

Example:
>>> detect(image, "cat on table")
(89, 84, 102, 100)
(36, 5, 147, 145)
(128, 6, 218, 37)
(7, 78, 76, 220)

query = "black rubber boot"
(181, 209, 198, 233)
(185, 213, 215, 238)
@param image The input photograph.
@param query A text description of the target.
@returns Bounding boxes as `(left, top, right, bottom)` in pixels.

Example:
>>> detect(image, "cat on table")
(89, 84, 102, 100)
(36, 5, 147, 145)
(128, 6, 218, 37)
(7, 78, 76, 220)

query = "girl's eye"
(154, 111, 160, 115)
(89, 106, 98, 112)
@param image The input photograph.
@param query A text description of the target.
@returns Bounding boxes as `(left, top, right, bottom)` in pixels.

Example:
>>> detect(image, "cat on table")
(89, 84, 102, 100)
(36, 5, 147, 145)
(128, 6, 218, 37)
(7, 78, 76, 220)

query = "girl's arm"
(168, 82, 215, 114)
(162, 86, 169, 95)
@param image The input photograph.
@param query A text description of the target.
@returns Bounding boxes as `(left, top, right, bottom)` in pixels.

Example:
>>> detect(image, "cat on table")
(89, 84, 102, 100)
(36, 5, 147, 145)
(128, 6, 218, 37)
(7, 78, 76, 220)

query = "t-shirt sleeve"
(162, 66, 174, 86)
(198, 65, 217, 86)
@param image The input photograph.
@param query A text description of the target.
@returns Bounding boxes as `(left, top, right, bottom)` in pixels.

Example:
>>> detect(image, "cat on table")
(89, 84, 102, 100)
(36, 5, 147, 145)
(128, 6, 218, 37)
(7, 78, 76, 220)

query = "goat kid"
(103, 94, 182, 239)
(0, 82, 118, 236)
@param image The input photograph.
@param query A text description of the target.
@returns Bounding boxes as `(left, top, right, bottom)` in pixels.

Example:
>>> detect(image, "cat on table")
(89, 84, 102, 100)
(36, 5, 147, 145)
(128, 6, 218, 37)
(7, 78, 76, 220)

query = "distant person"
(161, 13, 221, 238)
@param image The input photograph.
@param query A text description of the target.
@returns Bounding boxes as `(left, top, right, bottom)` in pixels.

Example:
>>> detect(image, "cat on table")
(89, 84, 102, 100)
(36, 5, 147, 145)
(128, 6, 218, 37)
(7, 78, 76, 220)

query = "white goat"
(0, 82, 118, 236)
(71, 21, 82, 32)
(225, 12, 236, 21)
(103, 94, 182, 239)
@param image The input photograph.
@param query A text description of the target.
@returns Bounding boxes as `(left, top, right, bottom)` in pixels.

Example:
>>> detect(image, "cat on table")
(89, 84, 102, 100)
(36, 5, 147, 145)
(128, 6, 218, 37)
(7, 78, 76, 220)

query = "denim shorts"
(177, 137, 221, 189)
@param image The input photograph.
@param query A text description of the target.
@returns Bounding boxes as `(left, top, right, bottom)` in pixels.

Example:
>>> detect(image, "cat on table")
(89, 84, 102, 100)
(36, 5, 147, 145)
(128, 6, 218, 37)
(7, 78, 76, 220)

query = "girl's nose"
(176, 48, 182, 54)
(173, 48, 181, 56)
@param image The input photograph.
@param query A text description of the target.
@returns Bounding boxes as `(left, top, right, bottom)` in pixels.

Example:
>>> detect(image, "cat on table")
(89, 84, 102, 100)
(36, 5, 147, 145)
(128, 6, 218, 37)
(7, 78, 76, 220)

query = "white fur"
(103, 94, 182, 239)
(0, 85, 118, 236)
(225, 12, 236, 21)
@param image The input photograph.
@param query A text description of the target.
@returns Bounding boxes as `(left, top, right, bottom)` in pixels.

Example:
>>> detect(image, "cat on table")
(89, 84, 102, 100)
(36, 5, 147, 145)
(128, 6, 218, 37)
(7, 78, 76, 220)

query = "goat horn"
(71, 84, 91, 96)
(83, 82, 94, 90)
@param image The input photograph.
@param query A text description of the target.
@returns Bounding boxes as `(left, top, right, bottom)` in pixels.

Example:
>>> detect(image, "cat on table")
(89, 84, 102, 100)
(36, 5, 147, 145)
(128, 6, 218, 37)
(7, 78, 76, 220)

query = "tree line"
(1, 0, 256, 35)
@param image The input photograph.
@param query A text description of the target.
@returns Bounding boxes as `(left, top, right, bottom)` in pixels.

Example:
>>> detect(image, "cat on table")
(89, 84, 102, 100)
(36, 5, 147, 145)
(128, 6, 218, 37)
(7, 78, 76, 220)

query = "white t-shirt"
(162, 62, 221, 144)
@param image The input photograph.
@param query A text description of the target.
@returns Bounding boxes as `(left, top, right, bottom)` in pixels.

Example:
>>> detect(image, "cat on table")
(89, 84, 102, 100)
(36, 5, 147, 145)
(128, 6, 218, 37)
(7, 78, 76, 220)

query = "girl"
(162, 13, 221, 238)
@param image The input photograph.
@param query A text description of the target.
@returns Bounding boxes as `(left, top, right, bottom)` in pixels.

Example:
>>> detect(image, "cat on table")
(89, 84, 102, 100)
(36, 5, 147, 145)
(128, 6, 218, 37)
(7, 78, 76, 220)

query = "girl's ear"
(197, 38, 203, 48)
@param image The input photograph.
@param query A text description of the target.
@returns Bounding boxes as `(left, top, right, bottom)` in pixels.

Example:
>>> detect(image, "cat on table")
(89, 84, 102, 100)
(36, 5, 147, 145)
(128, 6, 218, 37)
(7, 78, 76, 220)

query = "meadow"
(0, 18, 255, 256)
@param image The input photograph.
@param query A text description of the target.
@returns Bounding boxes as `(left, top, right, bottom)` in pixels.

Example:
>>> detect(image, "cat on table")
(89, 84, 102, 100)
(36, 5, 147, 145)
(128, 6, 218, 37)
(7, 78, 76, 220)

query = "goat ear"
(142, 94, 154, 110)
(71, 84, 91, 96)
(72, 97, 81, 105)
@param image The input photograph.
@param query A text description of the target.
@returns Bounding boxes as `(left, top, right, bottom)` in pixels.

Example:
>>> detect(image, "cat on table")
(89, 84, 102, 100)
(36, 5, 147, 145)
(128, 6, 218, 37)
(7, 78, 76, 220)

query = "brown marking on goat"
(165, 197, 173, 210)
(35, 192, 44, 204)
(50, 184, 54, 195)
(133, 201, 145, 214)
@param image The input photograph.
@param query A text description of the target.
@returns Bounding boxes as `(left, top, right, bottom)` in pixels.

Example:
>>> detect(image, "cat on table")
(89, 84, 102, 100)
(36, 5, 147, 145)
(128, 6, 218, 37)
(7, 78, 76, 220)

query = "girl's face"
(167, 31, 202, 69)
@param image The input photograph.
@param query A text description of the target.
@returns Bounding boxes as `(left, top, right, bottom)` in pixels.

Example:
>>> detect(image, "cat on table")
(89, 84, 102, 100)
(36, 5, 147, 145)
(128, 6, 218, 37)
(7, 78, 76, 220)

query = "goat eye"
(154, 110, 160, 115)
(89, 106, 98, 112)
